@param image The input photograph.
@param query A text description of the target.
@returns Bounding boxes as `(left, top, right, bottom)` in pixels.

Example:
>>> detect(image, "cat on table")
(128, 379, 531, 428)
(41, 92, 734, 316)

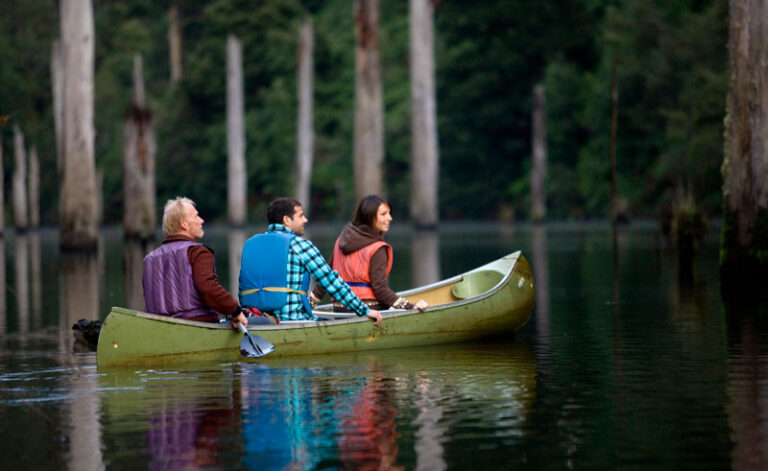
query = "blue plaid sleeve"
(292, 238, 370, 317)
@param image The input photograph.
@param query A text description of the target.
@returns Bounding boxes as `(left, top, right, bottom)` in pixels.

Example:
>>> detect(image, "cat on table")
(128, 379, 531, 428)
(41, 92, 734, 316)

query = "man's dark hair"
(267, 197, 301, 224)
(352, 194, 390, 230)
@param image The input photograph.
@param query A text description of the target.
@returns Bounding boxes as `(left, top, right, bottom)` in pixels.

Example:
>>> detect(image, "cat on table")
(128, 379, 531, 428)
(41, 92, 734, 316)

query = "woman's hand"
(414, 300, 429, 311)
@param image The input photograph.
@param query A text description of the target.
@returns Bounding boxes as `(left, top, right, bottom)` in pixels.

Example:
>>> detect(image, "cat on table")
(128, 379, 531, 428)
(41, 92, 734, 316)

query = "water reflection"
(532, 225, 549, 339)
(60, 250, 100, 352)
(411, 229, 440, 286)
(29, 233, 42, 326)
(97, 340, 536, 469)
(0, 238, 5, 336)
(228, 228, 246, 297)
(725, 300, 768, 470)
(124, 240, 149, 311)
(14, 235, 29, 333)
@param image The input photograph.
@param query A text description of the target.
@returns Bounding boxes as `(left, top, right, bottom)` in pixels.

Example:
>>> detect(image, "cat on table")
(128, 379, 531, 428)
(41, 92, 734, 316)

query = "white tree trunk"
(123, 54, 157, 240)
(28, 146, 40, 228)
(227, 35, 247, 226)
(12, 125, 29, 231)
(52, 39, 64, 171)
(530, 84, 547, 222)
(60, 0, 98, 249)
(0, 134, 4, 235)
(354, 0, 384, 202)
(168, 4, 183, 83)
(295, 19, 315, 212)
(409, 0, 439, 227)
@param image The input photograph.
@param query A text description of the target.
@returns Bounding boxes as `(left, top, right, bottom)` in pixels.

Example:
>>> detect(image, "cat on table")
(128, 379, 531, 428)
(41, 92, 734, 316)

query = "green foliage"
(0, 0, 730, 225)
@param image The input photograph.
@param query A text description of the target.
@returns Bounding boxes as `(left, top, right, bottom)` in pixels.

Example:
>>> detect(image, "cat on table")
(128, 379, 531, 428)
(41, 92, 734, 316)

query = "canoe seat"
(450, 270, 504, 300)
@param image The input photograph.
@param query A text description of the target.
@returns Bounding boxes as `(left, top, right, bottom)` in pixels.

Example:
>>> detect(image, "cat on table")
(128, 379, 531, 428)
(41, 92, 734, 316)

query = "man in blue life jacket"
(239, 197, 383, 325)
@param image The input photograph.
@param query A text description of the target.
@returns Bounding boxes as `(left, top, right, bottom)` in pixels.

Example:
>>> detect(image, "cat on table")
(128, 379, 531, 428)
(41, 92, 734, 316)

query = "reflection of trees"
(725, 301, 768, 470)
(123, 239, 149, 310)
(59, 250, 99, 351)
(14, 235, 29, 332)
(0, 238, 5, 336)
(532, 225, 549, 339)
(29, 232, 42, 325)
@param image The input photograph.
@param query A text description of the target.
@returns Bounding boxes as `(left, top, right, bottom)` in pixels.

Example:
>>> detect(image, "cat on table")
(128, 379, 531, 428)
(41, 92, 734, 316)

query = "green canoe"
(96, 251, 535, 367)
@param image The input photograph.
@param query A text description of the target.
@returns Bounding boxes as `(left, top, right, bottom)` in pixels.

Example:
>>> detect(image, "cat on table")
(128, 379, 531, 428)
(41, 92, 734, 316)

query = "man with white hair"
(142, 197, 248, 329)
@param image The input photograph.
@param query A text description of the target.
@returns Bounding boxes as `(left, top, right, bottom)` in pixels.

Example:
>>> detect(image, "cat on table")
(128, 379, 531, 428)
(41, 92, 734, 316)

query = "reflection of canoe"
(96, 251, 534, 367)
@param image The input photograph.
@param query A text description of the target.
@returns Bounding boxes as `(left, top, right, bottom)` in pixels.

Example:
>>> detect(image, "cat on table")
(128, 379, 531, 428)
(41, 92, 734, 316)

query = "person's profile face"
(373, 203, 392, 234)
(182, 203, 204, 239)
(284, 205, 308, 235)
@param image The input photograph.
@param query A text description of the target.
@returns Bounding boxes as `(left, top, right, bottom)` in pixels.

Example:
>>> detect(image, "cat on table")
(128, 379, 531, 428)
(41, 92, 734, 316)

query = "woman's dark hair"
(352, 195, 390, 230)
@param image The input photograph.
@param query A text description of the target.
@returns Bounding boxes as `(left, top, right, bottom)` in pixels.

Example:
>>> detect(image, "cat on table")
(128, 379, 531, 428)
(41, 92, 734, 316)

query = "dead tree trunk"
(295, 18, 315, 212)
(530, 84, 547, 223)
(123, 54, 157, 240)
(168, 3, 183, 83)
(60, 0, 98, 250)
(28, 146, 40, 228)
(0, 134, 4, 235)
(12, 125, 28, 232)
(410, 0, 439, 227)
(51, 39, 64, 171)
(354, 0, 384, 202)
(227, 35, 247, 226)
(721, 0, 768, 293)
(609, 59, 627, 223)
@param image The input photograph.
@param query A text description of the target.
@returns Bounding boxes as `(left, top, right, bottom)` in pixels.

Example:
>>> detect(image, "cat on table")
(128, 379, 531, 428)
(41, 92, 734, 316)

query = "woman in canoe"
(310, 195, 428, 312)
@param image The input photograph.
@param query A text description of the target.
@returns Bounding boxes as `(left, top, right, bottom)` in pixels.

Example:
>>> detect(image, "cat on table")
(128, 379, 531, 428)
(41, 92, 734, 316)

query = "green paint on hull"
(97, 252, 535, 367)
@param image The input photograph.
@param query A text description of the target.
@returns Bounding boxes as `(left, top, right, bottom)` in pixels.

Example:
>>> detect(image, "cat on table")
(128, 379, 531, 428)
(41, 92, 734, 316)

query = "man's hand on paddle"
(230, 312, 248, 330)
(367, 310, 382, 326)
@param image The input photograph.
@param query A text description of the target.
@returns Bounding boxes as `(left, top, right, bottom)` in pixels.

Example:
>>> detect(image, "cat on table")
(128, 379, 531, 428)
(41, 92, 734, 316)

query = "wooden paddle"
(236, 323, 275, 358)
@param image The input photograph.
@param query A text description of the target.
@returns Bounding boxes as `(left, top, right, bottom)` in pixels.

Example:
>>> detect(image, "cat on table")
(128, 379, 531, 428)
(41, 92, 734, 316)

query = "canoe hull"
(96, 251, 534, 367)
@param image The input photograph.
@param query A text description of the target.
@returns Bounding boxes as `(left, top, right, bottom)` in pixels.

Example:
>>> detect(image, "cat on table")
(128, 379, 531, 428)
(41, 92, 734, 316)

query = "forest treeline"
(0, 0, 728, 225)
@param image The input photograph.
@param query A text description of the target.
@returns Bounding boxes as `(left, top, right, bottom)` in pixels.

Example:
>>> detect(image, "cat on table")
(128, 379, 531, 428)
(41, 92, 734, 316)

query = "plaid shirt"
(268, 224, 370, 321)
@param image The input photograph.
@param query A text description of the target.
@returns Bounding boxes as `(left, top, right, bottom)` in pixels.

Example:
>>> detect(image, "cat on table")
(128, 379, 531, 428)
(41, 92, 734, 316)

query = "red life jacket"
(332, 239, 393, 300)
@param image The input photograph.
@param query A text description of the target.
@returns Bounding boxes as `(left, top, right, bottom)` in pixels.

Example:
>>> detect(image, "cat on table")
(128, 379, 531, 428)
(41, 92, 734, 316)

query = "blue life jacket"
(238, 231, 312, 315)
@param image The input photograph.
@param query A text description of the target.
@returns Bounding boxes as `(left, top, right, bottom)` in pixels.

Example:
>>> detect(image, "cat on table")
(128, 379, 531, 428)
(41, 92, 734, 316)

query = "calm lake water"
(0, 221, 765, 470)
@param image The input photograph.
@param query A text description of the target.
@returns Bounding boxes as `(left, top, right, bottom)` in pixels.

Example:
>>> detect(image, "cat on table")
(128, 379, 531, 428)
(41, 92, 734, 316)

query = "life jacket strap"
(345, 281, 371, 288)
(241, 287, 308, 296)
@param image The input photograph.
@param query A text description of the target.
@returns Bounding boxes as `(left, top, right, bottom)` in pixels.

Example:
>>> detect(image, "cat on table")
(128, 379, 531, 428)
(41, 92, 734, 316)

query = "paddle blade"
(236, 323, 275, 358)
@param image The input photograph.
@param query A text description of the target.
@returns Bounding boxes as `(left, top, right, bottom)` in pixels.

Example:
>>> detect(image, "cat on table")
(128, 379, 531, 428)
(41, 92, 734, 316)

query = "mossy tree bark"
(721, 0, 768, 292)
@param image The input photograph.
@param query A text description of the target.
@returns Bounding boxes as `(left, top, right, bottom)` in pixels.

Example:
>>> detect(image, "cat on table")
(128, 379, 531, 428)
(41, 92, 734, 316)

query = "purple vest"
(142, 240, 217, 319)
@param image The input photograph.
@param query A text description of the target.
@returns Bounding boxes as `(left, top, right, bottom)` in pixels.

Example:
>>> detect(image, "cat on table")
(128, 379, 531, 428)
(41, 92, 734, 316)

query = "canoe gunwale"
(114, 251, 523, 331)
